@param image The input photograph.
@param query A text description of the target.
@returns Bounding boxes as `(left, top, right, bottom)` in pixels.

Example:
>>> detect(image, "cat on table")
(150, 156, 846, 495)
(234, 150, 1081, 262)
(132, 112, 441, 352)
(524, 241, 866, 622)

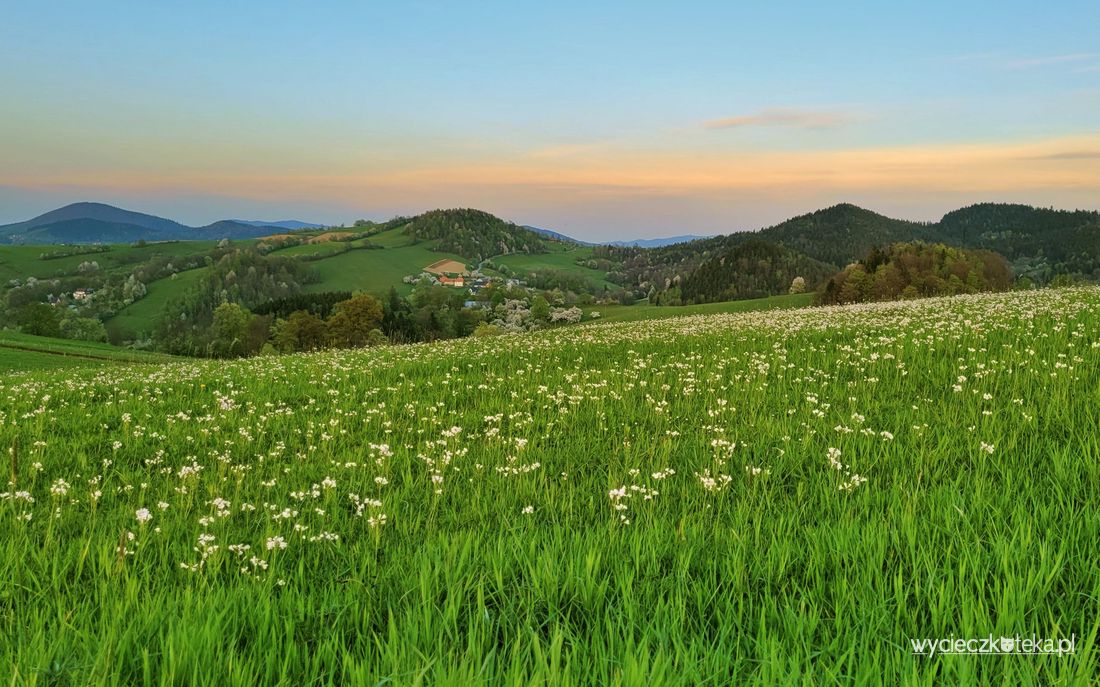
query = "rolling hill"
(232, 219, 324, 230)
(678, 240, 836, 303)
(390, 208, 548, 260)
(6, 201, 1100, 348)
(595, 202, 1100, 302)
(0, 202, 296, 244)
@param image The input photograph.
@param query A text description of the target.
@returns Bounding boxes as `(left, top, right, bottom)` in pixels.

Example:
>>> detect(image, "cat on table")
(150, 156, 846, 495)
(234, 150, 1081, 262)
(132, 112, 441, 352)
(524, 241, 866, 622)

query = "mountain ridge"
(0, 202, 307, 244)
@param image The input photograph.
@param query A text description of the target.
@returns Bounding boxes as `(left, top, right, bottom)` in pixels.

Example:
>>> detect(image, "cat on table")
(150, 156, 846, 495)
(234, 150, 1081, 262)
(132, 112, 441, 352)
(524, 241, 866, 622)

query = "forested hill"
(390, 209, 549, 261)
(676, 240, 835, 304)
(744, 203, 938, 266)
(592, 201, 1100, 302)
(936, 203, 1100, 280)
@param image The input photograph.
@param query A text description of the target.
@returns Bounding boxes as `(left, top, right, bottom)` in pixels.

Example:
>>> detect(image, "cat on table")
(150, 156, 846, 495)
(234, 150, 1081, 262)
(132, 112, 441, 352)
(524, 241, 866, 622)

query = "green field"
(585, 292, 814, 322)
(0, 331, 176, 372)
(493, 245, 620, 291)
(301, 242, 471, 296)
(2, 287, 1097, 684)
(0, 242, 218, 284)
(107, 267, 209, 341)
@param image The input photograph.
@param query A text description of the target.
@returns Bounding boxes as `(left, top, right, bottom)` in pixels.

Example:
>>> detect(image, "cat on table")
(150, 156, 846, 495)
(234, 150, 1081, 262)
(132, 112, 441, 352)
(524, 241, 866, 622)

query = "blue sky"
(1, 1, 1098, 238)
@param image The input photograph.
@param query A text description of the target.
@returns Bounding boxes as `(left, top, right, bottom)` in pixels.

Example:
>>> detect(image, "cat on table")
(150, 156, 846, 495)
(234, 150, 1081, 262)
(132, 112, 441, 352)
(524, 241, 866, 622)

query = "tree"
(789, 276, 806, 294)
(530, 295, 550, 321)
(122, 275, 147, 304)
(60, 316, 108, 342)
(210, 302, 252, 357)
(327, 294, 384, 348)
(381, 287, 420, 344)
(274, 310, 328, 352)
(549, 306, 582, 323)
(17, 303, 61, 338)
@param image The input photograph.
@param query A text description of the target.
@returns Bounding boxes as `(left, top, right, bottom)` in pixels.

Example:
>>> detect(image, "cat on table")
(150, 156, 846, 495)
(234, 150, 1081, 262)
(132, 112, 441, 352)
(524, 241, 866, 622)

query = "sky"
(1, 0, 1099, 240)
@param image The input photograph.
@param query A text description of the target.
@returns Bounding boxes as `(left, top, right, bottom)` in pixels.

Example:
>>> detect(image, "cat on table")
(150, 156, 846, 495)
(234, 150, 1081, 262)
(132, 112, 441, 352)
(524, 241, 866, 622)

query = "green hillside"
(493, 244, 619, 292)
(8, 202, 1100, 355)
(3, 287, 1097, 683)
(107, 267, 209, 341)
(582, 292, 813, 322)
(0, 331, 176, 372)
(0, 241, 218, 283)
(301, 241, 472, 296)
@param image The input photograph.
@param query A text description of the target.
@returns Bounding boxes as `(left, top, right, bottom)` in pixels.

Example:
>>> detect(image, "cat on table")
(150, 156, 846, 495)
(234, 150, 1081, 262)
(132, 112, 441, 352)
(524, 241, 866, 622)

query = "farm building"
(439, 275, 465, 288)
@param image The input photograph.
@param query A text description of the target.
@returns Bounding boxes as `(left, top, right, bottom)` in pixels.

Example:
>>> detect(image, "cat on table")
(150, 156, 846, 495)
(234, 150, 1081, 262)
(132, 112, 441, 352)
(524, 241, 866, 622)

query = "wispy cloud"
(1027, 150, 1100, 160)
(948, 52, 1099, 71)
(1003, 53, 1097, 69)
(704, 108, 855, 131)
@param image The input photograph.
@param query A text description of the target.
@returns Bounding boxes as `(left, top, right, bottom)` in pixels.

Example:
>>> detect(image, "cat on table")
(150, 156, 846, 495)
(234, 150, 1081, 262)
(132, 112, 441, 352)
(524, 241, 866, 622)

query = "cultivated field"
(2, 288, 1098, 684)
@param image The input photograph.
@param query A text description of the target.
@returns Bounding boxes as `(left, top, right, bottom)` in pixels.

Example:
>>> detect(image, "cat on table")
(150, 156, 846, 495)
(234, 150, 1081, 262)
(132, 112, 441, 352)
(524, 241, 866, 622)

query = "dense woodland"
(817, 242, 1013, 305)
(590, 202, 1100, 304)
(674, 240, 835, 304)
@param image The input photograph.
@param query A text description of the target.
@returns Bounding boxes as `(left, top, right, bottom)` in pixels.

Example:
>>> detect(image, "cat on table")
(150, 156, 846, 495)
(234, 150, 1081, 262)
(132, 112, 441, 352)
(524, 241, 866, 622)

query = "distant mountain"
(522, 225, 710, 248)
(232, 219, 324, 230)
(0, 202, 187, 238)
(607, 235, 712, 248)
(522, 225, 594, 245)
(0, 202, 294, 244)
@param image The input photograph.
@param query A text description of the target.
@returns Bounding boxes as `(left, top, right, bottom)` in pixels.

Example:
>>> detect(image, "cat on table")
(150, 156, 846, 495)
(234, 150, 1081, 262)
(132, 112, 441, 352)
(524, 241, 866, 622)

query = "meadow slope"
(2, 288, 1099, 684)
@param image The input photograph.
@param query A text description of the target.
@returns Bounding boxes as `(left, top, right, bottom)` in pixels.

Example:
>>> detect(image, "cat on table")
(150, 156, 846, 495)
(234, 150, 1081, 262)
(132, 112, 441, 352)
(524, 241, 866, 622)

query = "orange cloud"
(3, 134, 1098, 208)
(704, 108, 856, 130)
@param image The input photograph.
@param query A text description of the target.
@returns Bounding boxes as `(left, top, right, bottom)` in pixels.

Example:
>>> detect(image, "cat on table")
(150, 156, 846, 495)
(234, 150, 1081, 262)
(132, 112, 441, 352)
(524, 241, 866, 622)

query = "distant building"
(439, 276, 465, 288)
(73, 288, 94, 301)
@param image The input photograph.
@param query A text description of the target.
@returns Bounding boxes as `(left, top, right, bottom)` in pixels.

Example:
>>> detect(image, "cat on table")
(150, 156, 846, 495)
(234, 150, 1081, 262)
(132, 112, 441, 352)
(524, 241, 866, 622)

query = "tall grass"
(2, 288, 1098, 685)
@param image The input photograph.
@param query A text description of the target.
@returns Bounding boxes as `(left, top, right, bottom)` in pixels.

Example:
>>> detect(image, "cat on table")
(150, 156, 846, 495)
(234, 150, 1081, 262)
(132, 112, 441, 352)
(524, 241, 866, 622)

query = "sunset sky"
(2, 0, 1098, 239)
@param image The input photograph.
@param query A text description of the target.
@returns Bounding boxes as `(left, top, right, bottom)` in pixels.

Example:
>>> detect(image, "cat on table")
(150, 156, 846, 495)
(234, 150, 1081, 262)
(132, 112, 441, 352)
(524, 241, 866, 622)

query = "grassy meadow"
(493, 244, 620, 292)
(2, 288, 1098, 684)
(583, 292, 814, 322)
(0, 242, 217, 284)
(0, 331, 177, 373)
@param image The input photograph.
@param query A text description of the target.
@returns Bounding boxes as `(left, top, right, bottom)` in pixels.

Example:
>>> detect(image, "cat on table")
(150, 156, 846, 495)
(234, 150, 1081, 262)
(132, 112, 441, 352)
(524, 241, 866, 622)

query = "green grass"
(0, 242, 219, 283)
(494, 245, 619, 291)
(0, 331, 176, 372)
(2, 287, 1098, 684)
(302, 242, 471, 297)
(364, 227, 417, 248)
(107, 267, 209, 341)
(585, 292, 814, 322)
(265, 242, 350, 259)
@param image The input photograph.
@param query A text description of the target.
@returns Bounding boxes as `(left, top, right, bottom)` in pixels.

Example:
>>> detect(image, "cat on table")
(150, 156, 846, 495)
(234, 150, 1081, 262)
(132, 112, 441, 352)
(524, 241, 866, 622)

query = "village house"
(72, 288, 94, 301)
(439, 275, 465, 288)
